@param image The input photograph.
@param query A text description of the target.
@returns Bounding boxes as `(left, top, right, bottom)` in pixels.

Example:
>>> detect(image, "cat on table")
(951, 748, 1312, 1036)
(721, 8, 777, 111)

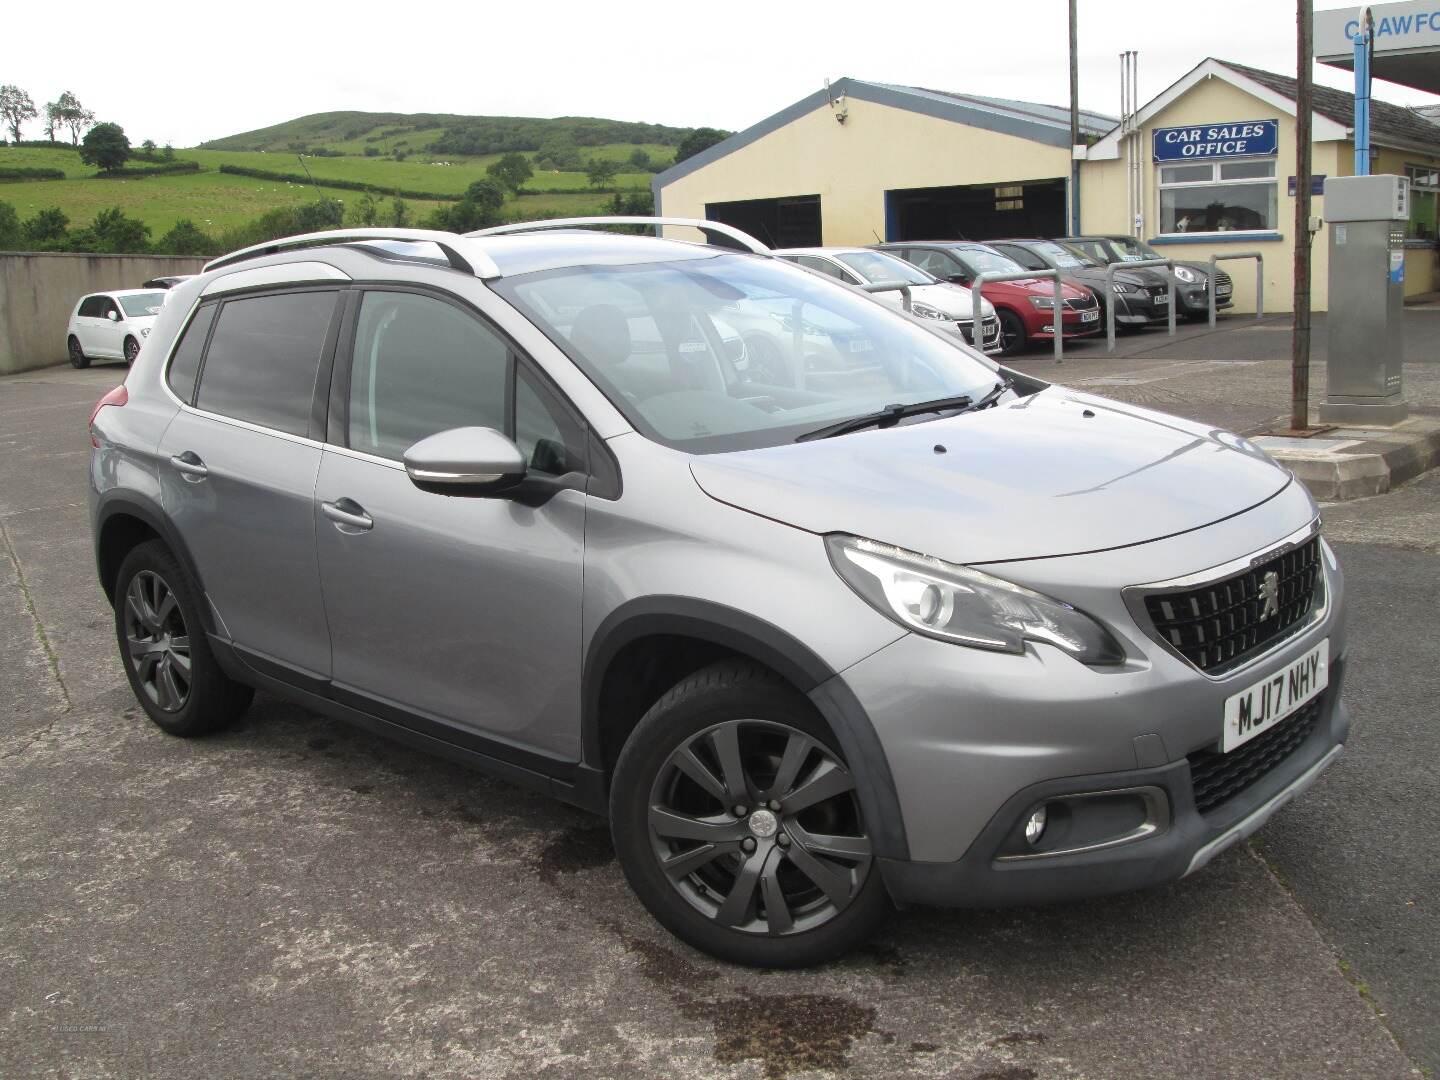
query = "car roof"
(772, 247, 872, 257)
(87, 288, 167, 299)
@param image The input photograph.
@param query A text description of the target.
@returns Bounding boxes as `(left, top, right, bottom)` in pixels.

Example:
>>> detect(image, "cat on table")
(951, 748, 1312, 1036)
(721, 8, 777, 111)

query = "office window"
(1157, 159, 1277, 234)
(1405, 164, 1438, 241)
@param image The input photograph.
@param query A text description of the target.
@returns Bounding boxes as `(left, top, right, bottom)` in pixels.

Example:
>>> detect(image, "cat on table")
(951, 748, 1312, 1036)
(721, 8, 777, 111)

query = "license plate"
(849, 339, 874, 353)
(1081, 311, 1099, 322)
(1222, 639, 1328, 752)
(1216, 284, 1232, 296)
(1155, 294, 1170, 304)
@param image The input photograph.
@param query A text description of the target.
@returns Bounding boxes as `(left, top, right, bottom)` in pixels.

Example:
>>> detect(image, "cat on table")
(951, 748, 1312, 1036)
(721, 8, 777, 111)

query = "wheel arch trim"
(95, 493, 215, 634)
(583, 596, 910, 860)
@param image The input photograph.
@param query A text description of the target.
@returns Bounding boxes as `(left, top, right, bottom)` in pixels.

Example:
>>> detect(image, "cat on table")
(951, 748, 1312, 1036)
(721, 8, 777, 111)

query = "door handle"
(322, 498, 373, 532)
(169, 451, 208, 480)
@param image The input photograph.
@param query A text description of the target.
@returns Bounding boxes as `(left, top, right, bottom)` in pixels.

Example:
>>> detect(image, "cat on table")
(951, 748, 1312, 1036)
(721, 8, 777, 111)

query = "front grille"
(1188, 697, 1322, 815)
(1145, 284, 1169, 298)
(1214, 269, 1233, 289)
(1063, 295, 1098, 311)
(1143, 537, 1321, 675)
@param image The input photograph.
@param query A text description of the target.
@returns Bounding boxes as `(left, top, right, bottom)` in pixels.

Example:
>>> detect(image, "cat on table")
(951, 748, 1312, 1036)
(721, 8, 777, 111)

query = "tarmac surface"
(2, 330, 1436, 1078)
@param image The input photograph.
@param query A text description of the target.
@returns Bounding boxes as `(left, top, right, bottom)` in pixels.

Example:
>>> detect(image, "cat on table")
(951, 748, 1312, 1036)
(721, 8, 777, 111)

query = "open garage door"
(885, 179, 1066, 242)
(706, 195, 821, 248)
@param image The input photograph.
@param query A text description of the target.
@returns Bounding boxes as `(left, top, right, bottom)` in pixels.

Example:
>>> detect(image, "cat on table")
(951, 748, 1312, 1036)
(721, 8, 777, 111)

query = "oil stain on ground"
(612, 929, 877, 1080)
(537, 824, 615, 882)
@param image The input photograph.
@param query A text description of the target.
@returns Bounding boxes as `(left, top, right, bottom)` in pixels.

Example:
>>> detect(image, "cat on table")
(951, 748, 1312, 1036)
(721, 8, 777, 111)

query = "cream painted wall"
(1079, 75, 1341, 314)
(657, 96, 1072, 246)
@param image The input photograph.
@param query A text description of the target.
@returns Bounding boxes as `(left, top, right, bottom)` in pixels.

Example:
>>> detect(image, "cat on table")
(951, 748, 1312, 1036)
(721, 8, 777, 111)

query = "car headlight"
(1111, 282, 1134, 294)
(140, 327, 151, 337)
(1027, 296, 1056, 309)
(909, 302, 951, 320)
(827, 535, 1125, 664)
(1173, 266, 1197, 283)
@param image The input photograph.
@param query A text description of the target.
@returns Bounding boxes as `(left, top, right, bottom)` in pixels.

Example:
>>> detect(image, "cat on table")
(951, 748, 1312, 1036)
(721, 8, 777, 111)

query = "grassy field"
(0, 114, 677, 245)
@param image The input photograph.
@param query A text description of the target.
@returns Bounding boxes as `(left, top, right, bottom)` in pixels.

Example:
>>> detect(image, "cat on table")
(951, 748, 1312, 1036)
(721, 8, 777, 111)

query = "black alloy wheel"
(122, 569, 191, 713)
(124, 337, 141, 365)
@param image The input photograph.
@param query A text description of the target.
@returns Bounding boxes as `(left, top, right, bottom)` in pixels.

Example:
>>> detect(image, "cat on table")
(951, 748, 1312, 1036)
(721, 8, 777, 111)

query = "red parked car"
(875, 241, 1101, 355)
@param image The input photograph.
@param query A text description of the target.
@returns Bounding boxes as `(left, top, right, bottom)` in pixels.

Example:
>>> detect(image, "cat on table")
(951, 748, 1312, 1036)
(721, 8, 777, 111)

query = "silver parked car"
(89, 219, 1347, 968)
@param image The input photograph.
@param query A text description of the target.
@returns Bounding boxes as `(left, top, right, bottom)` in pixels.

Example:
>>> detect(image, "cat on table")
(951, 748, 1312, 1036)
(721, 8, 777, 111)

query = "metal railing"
(972, 270, 1065, 363)
(859, 279, 914, 311)
(1107, 258, 1176, 352)
(1208, 252, 1264, 326)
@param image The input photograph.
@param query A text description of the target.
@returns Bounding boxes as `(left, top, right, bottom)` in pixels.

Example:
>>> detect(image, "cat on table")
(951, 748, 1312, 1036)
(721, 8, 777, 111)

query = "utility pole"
(1069, 0, 1081, 235)
(1291, 0, 1314, 431)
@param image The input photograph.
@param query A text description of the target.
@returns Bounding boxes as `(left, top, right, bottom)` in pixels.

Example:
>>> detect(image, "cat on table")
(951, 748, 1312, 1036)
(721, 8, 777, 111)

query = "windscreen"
(834, 250, 933, 286)
(118, 292, 166, 317)
(957, 247, 1026, 276)
(1030, 241, 1095, 268)
(497, 253, 996, 454)
(1112, 236, 1159, 262)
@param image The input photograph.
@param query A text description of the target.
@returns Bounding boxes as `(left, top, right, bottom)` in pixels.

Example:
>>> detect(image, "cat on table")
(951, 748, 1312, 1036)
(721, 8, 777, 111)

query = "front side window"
(118, 292, 166, 318)
(905, 248, 960, 278)
(195, 290, 337, 438)
(496, 252, 997, 454)
(1158, 159, 1278, 234)
(793, 256, 855, 284)
(1404, 164, 1438, 241)
(994, 244, 1048, 271)
(957, 246, 1026, 276)
(78, 296, 104, 318)
(347, 291, 508, 461)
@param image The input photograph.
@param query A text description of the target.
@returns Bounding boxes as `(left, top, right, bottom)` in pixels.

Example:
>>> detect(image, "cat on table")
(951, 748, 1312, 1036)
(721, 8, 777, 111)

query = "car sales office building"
(653, 61, 1440, 311)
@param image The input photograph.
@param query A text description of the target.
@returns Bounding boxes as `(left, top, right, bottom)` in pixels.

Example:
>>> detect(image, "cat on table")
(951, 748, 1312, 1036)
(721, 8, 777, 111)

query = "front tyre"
(114, 540, 253, 737)
(997, 309, 1028, 356)
(610, 661, 890, 967)
(123, 336, 140, 365)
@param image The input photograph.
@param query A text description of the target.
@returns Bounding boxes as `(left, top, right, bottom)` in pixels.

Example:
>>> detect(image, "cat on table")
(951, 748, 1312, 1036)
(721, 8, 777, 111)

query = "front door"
(158, 288, 341, 680)
(314, 288, 588, 762)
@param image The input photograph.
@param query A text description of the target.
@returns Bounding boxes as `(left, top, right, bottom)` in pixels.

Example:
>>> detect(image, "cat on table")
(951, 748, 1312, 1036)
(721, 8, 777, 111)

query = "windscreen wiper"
(963, 378, 1013, 413)
(795, 394, 975, 442)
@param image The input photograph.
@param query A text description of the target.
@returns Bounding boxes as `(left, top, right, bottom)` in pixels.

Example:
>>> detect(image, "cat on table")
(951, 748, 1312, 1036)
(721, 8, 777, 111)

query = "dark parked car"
(141, 276, 194, 290)
(1057, 236, 1232, 320)
(874, 242, 1101, 356)
(989, 239, 1172, 331)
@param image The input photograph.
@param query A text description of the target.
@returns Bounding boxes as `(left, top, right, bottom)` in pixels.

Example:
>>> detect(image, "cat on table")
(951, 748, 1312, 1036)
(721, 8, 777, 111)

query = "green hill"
(200, 110, 695, 158)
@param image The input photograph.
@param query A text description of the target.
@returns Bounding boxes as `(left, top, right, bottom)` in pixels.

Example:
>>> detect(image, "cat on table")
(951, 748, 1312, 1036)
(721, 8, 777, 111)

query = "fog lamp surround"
(826, 535, 1125, 665)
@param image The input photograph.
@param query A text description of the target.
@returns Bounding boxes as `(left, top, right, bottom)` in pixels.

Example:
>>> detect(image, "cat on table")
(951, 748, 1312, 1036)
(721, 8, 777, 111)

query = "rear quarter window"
(194, 290, 338, 437)
(165, 302, 218, 404)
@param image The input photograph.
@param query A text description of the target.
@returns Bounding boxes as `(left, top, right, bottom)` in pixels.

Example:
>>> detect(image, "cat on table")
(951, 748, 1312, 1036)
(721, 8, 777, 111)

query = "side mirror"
(950, 275, 972, 286)
(107, 310, 120, 322)
(403, 426, 526, 497)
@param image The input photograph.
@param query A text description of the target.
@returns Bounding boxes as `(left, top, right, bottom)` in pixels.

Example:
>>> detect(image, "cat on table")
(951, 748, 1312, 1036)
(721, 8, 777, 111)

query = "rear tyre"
(997, 310, 1028, 356)
(610, 661, 891, 968)
(114, 540, 253, 737)
(68, 336, 90, 369)
(123, 336, 140, 365)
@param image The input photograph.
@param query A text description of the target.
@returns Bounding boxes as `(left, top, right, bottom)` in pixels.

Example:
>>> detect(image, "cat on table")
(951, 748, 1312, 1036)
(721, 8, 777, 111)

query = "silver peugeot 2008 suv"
(88, 219, 1346, 968)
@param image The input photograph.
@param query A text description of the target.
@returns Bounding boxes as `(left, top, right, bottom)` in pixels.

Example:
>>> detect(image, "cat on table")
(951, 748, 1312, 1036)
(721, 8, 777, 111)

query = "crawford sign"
(1152, 120, 1279, 162)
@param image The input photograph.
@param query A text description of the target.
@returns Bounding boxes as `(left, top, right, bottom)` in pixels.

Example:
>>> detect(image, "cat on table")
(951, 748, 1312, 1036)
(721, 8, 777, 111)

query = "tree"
(42, 102, 59, 142)
(426, 180, 505, 232)
(141, 138, 157, 153)
(0, 201, 20, 249)
(292, 198, 344, 232)
(155, 219, 214, 256)
(80, 123, 131, 172)
(348, 193, 382, 226)
(673, 127, 729, 164)
(21, 207, 69, 247)
(388, 197, 411, 227)
(627, 148, 651, 170)
(486, 152, 533, 196)
(49, 91, 94, 146)
(585, 158, 620, 190)
(86, 207, 150, 253)
(0, 85, 38, 143)
(162, 143, 174, 161)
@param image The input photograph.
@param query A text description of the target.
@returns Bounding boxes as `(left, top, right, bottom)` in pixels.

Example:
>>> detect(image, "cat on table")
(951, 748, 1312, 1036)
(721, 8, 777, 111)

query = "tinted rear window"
(196, 291, 337, 437)
(166, 302, 217, 404)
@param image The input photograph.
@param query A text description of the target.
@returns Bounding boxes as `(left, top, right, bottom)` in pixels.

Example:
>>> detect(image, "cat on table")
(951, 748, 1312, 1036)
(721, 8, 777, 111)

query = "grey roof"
(654, 77, 1115, 194)
(1218, 59, 1440, 153)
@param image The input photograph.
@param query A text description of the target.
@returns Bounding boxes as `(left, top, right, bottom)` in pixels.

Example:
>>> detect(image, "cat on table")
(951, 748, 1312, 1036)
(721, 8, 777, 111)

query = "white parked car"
(67, 289, 168, 368)
(775, 247, 1002, 353)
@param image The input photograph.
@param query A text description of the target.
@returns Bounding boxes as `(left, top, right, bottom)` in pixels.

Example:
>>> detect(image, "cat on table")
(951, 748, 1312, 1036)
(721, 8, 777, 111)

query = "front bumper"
(877, 678, 1347, 907)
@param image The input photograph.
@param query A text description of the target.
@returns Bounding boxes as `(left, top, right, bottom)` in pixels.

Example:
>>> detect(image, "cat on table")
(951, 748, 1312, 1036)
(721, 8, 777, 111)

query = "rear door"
(157, 287, 342, 682)
(313, 287, 589, 763)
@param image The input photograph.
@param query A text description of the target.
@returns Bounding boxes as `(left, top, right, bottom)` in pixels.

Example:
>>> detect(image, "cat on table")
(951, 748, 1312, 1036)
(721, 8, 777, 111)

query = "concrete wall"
(657, 96, 1071, 246)
(0, 252, 207, 375)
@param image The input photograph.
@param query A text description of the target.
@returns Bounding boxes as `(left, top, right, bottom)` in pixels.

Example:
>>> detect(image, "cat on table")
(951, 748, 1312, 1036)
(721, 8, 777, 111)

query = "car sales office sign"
(1152, 120, 1279, 161)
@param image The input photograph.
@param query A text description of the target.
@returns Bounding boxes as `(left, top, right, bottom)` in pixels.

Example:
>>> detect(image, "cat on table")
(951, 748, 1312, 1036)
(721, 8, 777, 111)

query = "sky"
(6, 0, 1438, 148)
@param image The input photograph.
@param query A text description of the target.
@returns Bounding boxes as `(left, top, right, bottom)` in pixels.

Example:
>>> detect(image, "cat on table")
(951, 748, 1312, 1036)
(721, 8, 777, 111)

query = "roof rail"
(469, 216, 772, 256)
(203, 229, 503, 279)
